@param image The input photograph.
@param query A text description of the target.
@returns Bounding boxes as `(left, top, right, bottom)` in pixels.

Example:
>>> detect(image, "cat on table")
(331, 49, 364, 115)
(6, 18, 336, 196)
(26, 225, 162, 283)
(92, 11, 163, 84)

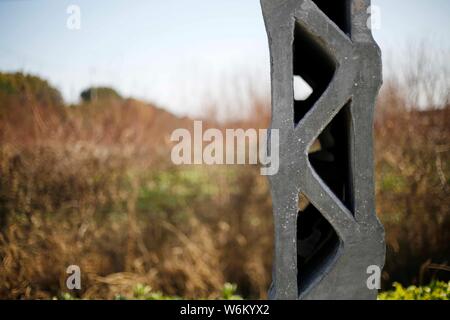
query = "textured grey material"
(261, 0, 385, 300)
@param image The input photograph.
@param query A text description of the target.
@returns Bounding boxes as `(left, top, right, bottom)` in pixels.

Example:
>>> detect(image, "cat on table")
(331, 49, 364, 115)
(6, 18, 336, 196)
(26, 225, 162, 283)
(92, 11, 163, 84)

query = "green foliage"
(220, 283, 242, 300)
(126, 284, 180, 300)
(80, 86, 122, 103)
(136, 168, 220, 221)
(56, 292, 78, 300)
(378, 281, 450, 300)
(380, 170, 407, 193)
(114, 283, 242, 300)
(0, 72, 63, 105)
(54, 282, 450, 300)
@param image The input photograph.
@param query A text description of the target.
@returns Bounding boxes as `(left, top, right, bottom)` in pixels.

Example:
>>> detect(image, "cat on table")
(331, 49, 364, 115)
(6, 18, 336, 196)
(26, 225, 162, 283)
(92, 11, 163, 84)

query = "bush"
(375, 105, 450, 287)
(80, 86, 122, 103)
(378, 281, 450, 300)
(0, 72, 62, 106)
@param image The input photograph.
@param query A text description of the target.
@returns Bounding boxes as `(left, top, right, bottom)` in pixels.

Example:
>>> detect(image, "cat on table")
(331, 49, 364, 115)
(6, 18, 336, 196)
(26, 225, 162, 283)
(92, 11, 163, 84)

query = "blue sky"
(0, 0, 449, 116)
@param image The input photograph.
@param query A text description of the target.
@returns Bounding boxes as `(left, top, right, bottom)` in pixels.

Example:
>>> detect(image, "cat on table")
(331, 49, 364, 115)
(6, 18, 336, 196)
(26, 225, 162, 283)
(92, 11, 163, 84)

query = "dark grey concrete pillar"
(261, 0, 385, 300)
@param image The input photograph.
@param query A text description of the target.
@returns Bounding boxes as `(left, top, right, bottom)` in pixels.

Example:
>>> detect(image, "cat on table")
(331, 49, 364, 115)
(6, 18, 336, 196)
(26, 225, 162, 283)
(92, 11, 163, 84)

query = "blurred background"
(0, 0, 448, 299)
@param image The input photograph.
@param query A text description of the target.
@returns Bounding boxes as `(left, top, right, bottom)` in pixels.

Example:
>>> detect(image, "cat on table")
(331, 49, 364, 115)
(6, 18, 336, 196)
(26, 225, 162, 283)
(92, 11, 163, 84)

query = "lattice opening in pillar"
(311, 0, 352, 35)
(308, 102, 355, 213)
(293, 75, 313, 101)
(293, 21, 336, 126)
(297, 193, 340, 295)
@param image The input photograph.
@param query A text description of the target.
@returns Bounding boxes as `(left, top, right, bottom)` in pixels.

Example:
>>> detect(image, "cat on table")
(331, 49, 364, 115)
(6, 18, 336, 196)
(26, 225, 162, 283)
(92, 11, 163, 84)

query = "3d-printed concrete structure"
(261, 0, 385, 299)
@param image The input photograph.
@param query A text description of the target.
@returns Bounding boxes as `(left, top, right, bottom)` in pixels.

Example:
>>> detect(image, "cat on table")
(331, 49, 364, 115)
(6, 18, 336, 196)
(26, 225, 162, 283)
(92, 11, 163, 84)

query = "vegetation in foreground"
(378, 281, 450, 300)
(57, 281, 450, 300)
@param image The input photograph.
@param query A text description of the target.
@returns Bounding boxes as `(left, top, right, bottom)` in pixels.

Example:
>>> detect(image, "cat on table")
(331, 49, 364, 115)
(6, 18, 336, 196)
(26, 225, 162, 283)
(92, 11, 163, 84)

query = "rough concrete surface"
(260, 0, 385, 300)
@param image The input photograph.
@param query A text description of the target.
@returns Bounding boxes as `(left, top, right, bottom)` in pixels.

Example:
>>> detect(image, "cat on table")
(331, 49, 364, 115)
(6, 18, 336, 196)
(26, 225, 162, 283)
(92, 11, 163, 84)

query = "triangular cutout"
(297, 193, 340, 295)
(308, 102, 354, 213)
(293, 21, 336, 126)
(311, 0, 351, 35)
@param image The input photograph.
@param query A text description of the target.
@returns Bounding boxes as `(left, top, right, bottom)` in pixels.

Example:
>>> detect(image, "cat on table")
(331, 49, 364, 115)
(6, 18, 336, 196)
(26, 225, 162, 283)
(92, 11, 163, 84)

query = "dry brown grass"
(0, 54, 449, 298)
(0, 92, 274, 299)
(375, 83, 450, 286)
